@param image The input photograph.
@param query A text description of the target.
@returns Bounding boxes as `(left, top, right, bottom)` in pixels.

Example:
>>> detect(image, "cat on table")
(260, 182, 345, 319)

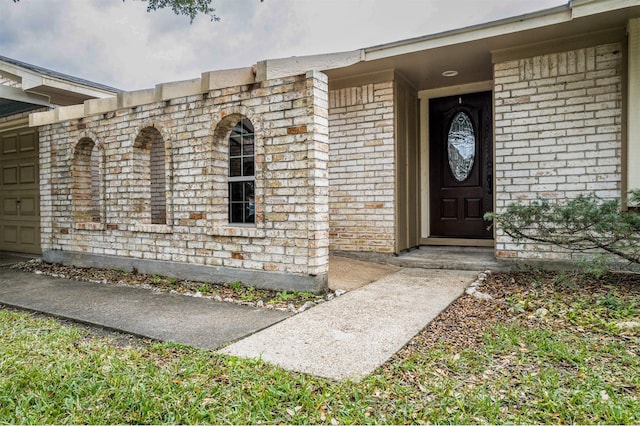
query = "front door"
(429, 91, 492, 239)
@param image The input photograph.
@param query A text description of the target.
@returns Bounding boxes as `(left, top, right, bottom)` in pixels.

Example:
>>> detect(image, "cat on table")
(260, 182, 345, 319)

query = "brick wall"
(38, 71, 329, 292)
(328, 82, 396, 253)
(493, 42, 623, 262)
(71, 138, 101, 223)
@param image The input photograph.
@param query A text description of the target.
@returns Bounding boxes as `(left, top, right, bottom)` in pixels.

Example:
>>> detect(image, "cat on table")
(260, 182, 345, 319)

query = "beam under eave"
(0, 84, 51, 107)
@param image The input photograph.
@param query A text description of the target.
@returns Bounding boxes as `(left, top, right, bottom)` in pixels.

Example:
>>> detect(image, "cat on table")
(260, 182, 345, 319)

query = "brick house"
(4, 0, 640, 292)
(0, 55, 118, 254)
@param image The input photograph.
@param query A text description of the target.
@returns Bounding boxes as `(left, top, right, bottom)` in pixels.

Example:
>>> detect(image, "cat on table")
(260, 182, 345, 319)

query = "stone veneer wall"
(493, 42, 623, 262)
(38, 71, 329, 292)
(328, 81, 396, 253)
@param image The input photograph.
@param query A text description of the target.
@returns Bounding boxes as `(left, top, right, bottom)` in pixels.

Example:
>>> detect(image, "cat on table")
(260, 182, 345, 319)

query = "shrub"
(485, 190, 640, 268)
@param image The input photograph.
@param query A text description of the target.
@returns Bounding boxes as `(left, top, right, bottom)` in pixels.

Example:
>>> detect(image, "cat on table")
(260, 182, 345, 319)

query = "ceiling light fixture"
(442, 70, 459, 77)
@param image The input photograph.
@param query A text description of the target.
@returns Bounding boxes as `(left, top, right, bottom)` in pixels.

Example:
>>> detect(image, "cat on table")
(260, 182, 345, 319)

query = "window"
(228, 118, 255, 224)
(72, 137, 101, 223)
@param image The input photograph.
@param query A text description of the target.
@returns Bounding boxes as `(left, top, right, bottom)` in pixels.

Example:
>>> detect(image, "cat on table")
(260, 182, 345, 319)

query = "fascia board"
(0, 84, 50, 106)
(39, 76, 117, 98)
(364, 6, 571, 61)
(0, 61, 44, 90)
(570, 0, 640, 19)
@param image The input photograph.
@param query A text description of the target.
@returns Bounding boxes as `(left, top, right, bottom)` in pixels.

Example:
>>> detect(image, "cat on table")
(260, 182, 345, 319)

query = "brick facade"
(328, 82, 396, 253)
(493, 42, 623, 262)
(38, 71, 329, 292)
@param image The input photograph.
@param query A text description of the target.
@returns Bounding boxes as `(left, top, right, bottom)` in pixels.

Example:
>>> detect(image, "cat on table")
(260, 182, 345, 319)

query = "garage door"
(0, 128, 41, 254)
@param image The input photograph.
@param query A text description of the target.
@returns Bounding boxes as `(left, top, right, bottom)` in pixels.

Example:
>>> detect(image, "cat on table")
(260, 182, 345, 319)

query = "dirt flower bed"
(13, 259, 330, 312)
(393, 269, 640, 357)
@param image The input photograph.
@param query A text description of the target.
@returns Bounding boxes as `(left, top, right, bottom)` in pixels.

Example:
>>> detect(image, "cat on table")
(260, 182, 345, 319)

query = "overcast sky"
(1, 0, 566, 91)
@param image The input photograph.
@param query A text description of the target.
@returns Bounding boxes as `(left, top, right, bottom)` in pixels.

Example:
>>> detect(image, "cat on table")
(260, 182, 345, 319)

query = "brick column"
(305, 71, 330, 278)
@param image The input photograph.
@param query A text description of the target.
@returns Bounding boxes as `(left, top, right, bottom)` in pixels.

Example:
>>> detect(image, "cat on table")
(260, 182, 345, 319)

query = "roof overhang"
(257, 0, 640, 91)
(0, 84, 51, 119)
(0, 56, 119, 119)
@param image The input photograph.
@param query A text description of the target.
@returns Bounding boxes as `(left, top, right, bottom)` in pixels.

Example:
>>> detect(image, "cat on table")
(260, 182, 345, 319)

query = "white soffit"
(0, 57, 118, 106)
(363, 5, 571, 61)
(362, 0, 638, 62)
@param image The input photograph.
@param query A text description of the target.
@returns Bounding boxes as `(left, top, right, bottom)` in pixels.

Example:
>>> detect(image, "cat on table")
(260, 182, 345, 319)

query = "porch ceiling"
(0, 98, 43, 119)
(324, 4, 640, 91)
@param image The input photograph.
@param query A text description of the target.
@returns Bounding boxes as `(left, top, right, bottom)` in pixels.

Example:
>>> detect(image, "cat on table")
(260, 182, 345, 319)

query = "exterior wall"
(38, 71, 329, 292)
(328, 81, 396, 253)
(494, 42, 623, 262)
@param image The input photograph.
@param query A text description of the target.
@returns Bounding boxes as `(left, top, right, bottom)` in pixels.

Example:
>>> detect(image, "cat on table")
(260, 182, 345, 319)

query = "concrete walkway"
(0, 254, 479, 381)
(220, 268, 477, 380)
(0, 268, 290, 349)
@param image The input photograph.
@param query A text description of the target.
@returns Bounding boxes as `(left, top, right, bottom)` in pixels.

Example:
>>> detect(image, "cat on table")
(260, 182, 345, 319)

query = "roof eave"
(363, 4, 572, 61)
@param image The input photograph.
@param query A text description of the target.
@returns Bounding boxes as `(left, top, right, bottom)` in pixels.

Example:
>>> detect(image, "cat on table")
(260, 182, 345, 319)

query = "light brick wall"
(71, 138, 101, 223)
(328, 82, 396, 253)
(38, 71, 329, 291)
(494, 42, 623, 261)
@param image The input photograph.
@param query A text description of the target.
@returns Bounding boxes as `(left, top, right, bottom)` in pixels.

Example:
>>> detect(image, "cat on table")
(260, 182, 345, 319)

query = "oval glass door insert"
(447, 112, 475, 181)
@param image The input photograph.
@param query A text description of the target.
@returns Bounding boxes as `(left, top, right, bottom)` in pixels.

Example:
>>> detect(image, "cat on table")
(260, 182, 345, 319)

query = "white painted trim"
(628, 17, 640, 203)
(39, 76, 115, 99)
(0, 84, 50, 107)
(571, 0, 640, 19)
(418, 81, 494, 240)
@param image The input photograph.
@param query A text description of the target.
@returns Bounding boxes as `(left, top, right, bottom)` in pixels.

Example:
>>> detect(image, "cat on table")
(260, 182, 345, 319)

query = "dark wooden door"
(429, 91, 492, 239)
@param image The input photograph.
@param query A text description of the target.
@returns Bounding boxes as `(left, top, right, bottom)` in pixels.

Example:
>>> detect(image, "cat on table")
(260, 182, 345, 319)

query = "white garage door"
(0, 127, 41, 254)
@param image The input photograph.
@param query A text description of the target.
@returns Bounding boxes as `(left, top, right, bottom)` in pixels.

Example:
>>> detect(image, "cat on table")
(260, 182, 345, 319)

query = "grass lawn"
(0, 270, 638, 424)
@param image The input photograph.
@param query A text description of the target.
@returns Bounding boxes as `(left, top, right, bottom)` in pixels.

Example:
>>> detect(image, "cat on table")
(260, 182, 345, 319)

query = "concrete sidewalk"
(0, 268, 290, 349)
(221, 268, 477, 380)
(0, 255, 479, 381)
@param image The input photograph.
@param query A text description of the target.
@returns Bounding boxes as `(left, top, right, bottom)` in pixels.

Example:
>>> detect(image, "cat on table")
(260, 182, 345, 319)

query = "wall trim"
(0, 116, 29, 133)
(627, 18, 640, 205)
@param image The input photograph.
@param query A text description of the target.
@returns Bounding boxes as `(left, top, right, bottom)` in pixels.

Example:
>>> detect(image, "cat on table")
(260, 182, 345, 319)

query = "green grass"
(0, 271, 638, 424)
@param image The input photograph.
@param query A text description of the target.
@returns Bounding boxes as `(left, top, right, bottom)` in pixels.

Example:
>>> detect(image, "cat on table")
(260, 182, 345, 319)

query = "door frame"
(418, 80, 494, 247)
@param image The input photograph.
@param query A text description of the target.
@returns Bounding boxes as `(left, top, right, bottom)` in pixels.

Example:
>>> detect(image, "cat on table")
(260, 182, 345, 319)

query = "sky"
(1, 0, 567, 92)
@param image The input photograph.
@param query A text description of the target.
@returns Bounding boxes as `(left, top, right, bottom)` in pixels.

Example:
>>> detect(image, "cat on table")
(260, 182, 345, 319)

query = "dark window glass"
(228, 119, 255, 224)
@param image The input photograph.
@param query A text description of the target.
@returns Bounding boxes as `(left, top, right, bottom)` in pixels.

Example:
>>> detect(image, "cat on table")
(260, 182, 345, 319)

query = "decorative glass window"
(228, 118, 255, 224)
(447, 111, 475, 182)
